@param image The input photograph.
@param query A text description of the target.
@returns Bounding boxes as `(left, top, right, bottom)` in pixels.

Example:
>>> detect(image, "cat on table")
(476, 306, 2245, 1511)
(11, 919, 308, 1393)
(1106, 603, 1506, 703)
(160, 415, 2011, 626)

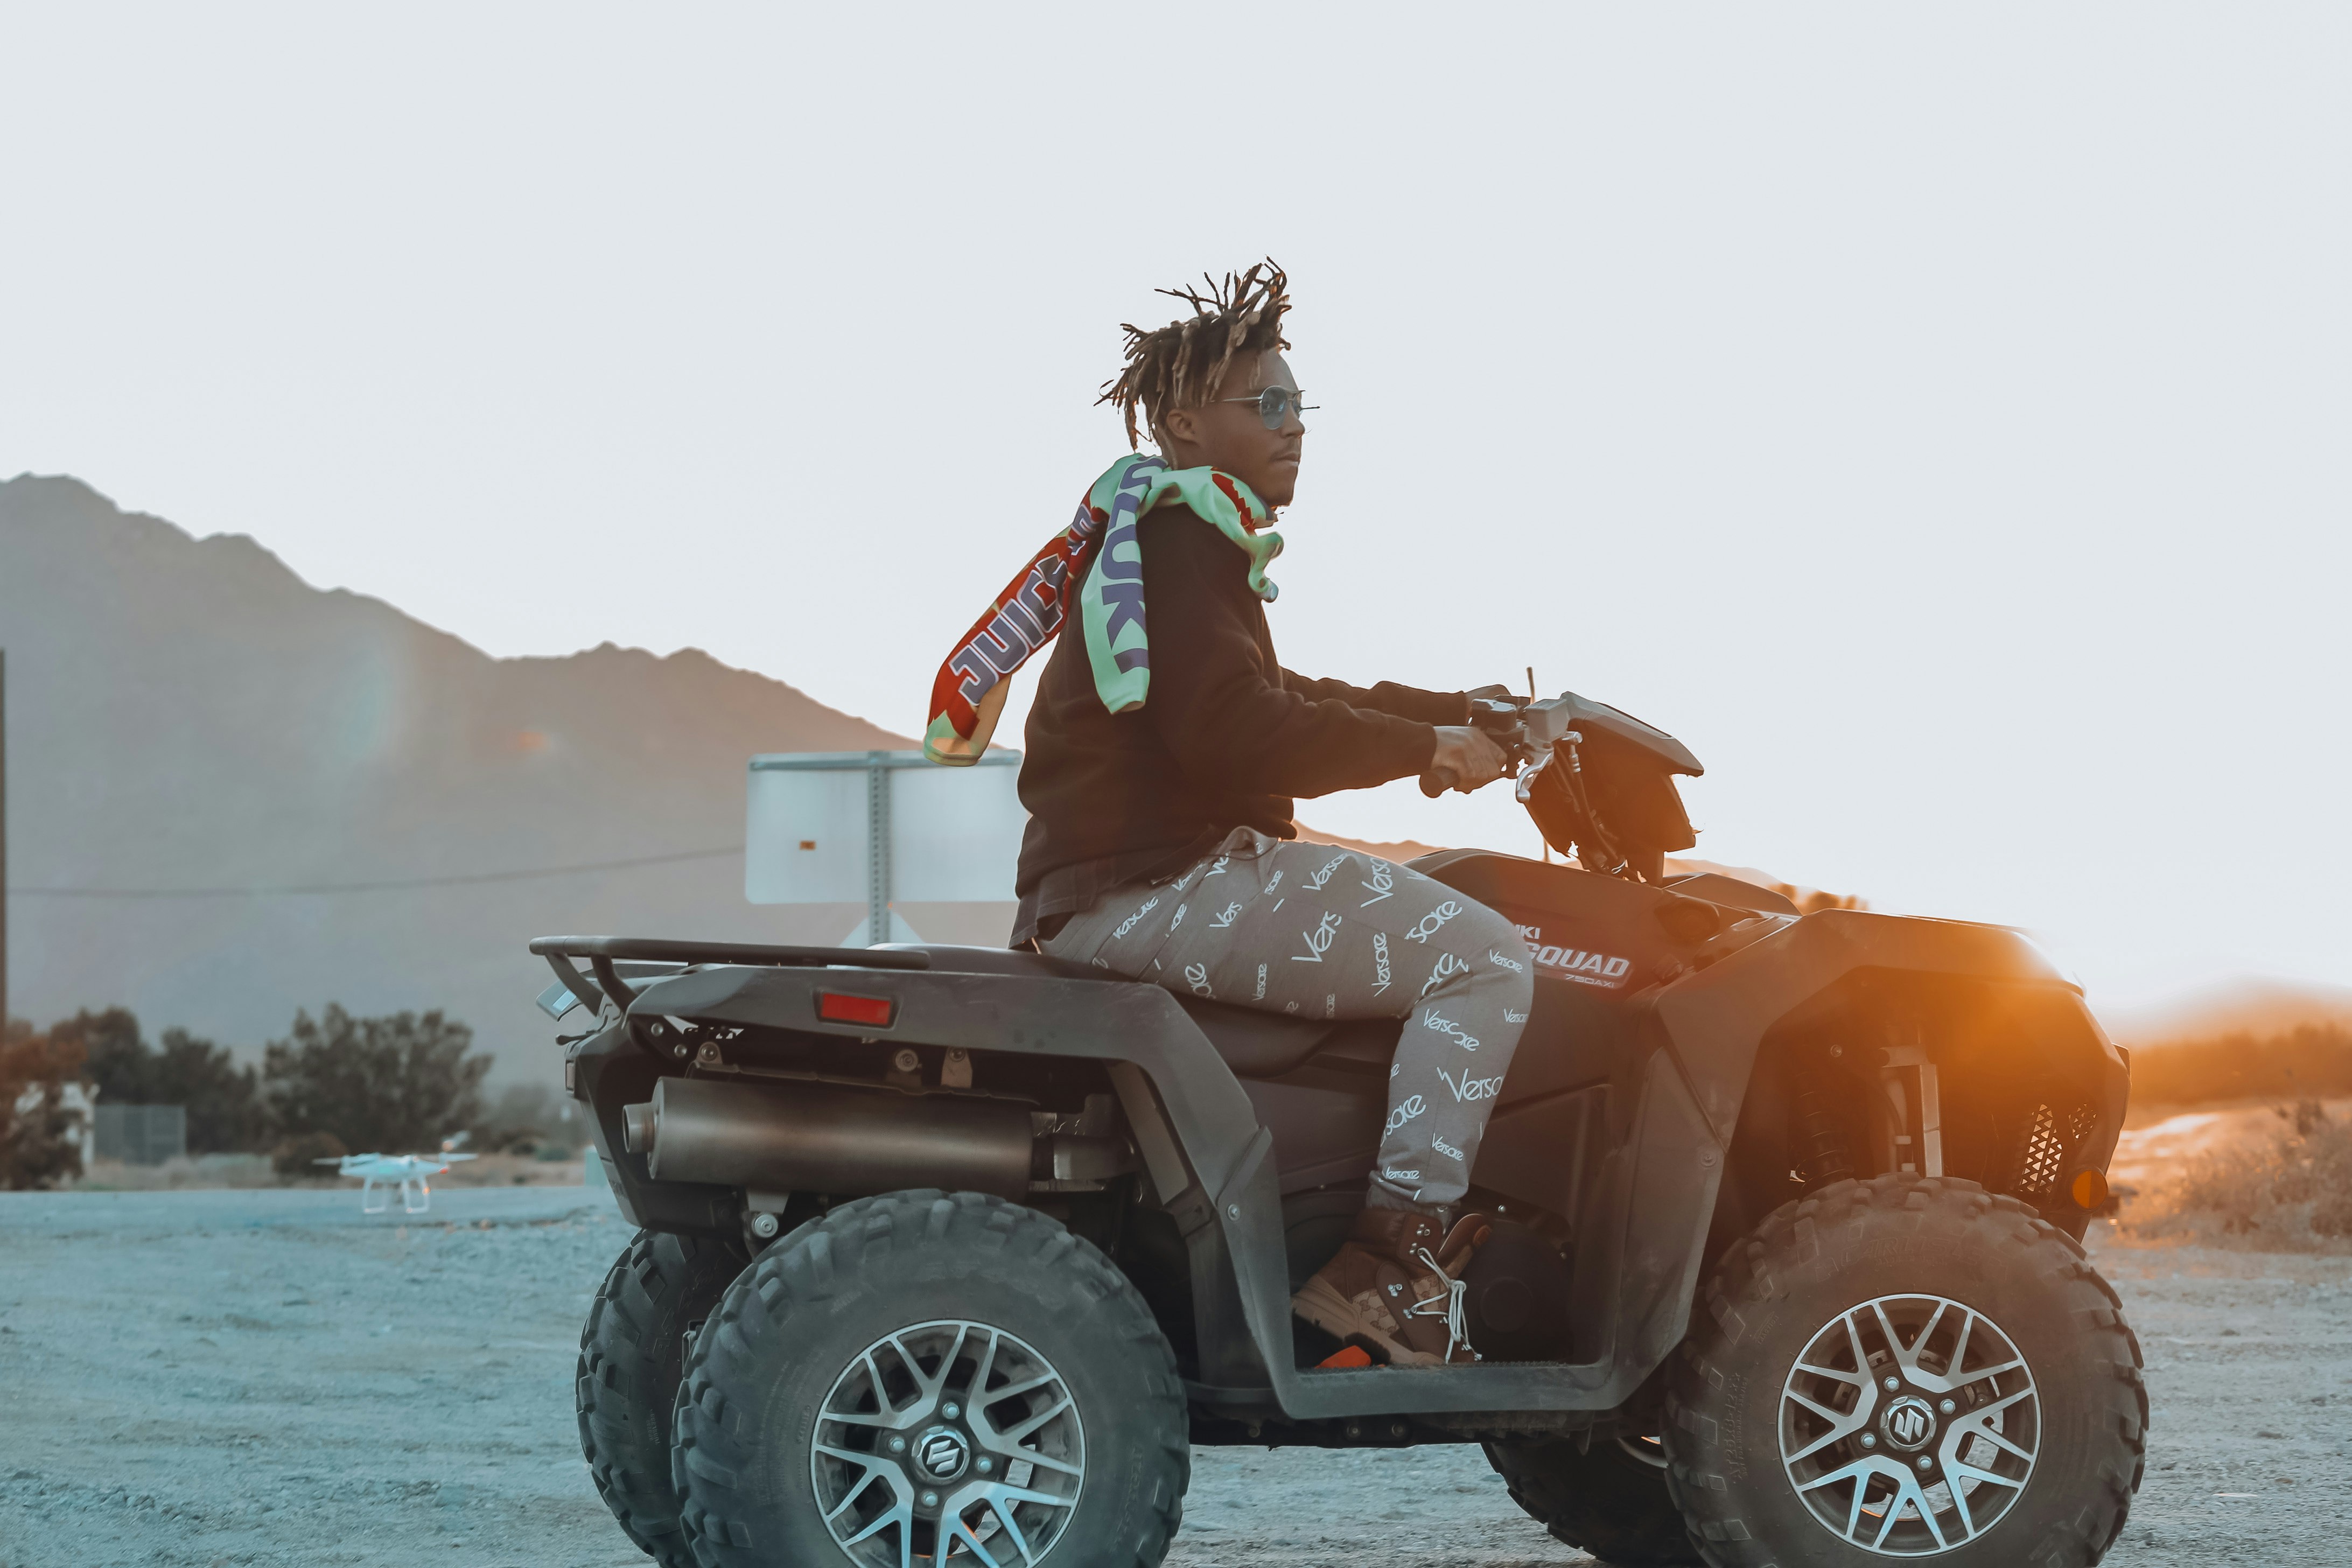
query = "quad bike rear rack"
(530, 934, 930, 1017)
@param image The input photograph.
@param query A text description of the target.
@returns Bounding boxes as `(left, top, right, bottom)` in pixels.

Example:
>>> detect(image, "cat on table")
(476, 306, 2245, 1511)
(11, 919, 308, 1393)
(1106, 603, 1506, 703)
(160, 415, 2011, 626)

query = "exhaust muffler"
(620, 1075, 1034, 1201)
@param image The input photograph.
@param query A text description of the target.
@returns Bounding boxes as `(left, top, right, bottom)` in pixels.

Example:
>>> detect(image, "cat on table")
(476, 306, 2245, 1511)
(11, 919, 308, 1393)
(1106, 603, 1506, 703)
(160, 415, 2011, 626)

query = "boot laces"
(1405, 1244, 1473, 1362)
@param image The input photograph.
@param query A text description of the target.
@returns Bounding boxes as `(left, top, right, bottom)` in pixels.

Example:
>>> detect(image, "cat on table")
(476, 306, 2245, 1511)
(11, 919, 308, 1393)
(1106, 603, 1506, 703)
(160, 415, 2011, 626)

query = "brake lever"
(1422, 691, 1539, 796)
(1421, 711, 1532, 796)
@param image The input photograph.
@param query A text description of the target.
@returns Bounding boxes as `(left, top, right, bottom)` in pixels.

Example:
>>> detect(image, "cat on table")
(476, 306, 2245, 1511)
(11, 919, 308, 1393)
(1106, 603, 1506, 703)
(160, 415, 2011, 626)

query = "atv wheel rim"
(1777, 1293, 2040, 1557)
(811, 1319, 1086, 1566)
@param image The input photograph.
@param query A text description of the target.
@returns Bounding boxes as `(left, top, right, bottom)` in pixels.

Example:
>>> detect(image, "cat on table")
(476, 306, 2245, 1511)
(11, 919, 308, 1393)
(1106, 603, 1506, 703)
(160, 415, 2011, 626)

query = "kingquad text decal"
(1511, 922, 1634, 989)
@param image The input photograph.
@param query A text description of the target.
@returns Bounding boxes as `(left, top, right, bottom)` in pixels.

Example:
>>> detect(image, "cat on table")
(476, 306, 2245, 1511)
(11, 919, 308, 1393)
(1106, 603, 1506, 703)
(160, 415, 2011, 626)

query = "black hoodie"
(1011, 503, 1464, 940)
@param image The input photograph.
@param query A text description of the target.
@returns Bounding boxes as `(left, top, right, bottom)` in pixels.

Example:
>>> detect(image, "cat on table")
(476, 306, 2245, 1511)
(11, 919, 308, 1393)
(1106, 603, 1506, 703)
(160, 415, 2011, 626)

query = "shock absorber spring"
(1794, 1087, 1855, 1188)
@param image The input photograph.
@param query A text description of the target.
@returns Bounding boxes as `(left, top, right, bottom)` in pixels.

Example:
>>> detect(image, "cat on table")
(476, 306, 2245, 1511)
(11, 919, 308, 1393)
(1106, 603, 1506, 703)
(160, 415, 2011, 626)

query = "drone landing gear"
(360, 1175, 433, 1215)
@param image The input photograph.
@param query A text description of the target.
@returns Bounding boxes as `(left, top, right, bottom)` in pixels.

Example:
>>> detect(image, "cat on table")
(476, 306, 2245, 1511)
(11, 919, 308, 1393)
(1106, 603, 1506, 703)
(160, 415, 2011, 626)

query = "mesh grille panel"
(2015, 1103, 2064, 1199)
(2003, 1099, 2101, 1200)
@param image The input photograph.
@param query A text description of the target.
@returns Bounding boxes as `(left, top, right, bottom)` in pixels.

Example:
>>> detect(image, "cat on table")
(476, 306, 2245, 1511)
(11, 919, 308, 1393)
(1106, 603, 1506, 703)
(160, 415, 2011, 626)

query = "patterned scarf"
(924, 453, 1282, 765)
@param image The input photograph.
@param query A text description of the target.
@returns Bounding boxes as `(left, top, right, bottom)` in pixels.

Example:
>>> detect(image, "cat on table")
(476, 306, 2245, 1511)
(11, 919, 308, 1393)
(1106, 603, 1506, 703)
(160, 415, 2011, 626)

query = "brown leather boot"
(1293, 1207, 1492, 1367)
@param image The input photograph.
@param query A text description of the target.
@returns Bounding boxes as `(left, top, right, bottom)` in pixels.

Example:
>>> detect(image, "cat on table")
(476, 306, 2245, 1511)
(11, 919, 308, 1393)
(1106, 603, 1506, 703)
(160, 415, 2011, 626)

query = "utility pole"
(2, 647, 9, 1038)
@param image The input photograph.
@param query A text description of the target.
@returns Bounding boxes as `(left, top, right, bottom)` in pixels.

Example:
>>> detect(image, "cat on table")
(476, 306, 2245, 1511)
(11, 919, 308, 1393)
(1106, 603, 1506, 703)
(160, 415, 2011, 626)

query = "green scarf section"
(1076, 453, 1283, 715)
(921, 454, 1283, 767)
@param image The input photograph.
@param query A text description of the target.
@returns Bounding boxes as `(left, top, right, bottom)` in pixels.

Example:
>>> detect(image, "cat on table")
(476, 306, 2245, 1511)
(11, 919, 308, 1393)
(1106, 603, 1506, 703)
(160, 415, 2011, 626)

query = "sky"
(3, 4, 2347, 1014)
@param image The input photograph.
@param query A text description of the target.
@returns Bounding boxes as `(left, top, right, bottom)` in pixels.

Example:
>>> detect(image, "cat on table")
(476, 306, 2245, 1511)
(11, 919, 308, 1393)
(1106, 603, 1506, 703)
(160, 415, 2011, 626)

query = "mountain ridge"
(2, 473, 910, 1073)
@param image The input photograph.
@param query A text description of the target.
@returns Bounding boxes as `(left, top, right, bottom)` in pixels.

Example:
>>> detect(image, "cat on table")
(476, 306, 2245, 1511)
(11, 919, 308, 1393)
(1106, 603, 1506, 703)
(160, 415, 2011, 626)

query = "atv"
(534, 692, 2146, 1568)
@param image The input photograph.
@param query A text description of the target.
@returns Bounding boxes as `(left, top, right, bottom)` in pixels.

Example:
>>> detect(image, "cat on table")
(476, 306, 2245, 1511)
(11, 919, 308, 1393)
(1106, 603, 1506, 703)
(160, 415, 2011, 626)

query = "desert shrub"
(53, 1007, 143, 1094)
(2130, 1023, 2352, 1106)
(58, 1008, 265, 1153)
(261, 1005, 489, 1154)
(271, 1129, 349, 1178)
(0, 1021, 90, 1189)
(474, 1081, 576, 1156)
(2127, 1099, 2352, 1250)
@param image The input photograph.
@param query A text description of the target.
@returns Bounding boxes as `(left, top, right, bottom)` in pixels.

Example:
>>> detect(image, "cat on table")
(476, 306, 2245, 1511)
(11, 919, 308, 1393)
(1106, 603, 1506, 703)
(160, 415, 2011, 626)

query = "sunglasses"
(1219, 384, 1318, 430)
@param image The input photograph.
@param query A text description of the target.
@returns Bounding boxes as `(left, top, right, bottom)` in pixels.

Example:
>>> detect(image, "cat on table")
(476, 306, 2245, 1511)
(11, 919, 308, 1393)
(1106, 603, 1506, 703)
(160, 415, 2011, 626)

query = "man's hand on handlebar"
(1423, 725, 1512, 796)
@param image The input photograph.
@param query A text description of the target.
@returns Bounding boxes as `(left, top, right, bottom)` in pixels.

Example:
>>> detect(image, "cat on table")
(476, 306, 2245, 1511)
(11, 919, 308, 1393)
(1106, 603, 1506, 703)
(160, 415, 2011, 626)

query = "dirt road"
(1, 1187, 2344, 1567)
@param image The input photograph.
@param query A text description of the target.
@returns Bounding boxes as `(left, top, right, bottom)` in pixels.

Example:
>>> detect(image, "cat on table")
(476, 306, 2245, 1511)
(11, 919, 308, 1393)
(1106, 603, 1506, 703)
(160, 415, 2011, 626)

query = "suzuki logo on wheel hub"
(913, 1425, 970, 1482)
(1880, 1395, 1937, 1453)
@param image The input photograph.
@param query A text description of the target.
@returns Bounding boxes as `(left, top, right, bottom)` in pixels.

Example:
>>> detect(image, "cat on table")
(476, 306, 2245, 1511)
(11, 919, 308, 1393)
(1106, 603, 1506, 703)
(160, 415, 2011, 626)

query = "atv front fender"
(1618, 909, 2130, 1368)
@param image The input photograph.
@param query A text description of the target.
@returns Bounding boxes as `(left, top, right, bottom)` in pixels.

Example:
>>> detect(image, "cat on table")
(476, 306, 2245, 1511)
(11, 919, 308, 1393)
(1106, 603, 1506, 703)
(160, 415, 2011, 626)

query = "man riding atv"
(541, 257, 2146, 1568)
(927, 261, 1528, 1366)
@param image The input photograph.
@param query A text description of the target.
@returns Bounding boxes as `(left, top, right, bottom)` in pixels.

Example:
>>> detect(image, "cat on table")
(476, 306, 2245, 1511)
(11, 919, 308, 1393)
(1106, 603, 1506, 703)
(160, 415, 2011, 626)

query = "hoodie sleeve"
(1137, 510, 1438, 798)
(1280, 669, 1469, 726)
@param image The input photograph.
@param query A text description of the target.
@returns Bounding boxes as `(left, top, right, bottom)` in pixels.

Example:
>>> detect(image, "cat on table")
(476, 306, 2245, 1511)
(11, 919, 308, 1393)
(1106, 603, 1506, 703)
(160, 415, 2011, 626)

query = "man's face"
(1158, 351, 1306, 510)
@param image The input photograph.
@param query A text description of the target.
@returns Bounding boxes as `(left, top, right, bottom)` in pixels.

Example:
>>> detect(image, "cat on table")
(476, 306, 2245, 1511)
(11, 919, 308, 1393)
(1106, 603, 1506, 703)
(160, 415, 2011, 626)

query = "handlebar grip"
(1419, 768, 1458, 797)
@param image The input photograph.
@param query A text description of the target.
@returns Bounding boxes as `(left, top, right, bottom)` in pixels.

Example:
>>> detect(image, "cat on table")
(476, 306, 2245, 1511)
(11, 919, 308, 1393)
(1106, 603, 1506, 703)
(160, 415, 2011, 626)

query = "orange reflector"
(1317, 1345, 1375, 1370)
(816, 991, 896, 1029)
(2069, 1167, 2110, 1211)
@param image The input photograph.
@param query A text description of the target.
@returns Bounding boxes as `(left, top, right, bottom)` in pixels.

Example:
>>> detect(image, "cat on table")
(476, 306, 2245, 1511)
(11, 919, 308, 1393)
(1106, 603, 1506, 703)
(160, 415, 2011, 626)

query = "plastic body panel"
(1659, 871, 1800, 918)
(1415, 848, 1692, 1009)
(581, 957, 1637, 1417)
(552, 862, 2127, 1422)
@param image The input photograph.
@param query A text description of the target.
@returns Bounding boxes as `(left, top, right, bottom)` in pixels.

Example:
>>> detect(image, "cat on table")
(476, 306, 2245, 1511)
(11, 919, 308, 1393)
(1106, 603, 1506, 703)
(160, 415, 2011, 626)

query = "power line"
(5, 845, 745, 899)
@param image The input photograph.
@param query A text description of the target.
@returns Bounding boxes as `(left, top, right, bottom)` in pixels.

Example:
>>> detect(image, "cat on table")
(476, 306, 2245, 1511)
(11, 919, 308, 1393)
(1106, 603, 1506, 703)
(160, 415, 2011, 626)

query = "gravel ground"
(1, 1187, 2346, 1567)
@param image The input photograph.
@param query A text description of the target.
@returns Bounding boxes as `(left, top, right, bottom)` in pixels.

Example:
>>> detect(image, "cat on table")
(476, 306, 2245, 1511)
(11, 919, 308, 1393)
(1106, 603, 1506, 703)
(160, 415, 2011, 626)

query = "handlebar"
(1417, 694, 1536, 796)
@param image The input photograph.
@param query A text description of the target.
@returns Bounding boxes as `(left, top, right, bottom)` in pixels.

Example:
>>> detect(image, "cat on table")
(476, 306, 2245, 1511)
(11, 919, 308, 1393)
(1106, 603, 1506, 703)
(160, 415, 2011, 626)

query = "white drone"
(317, 1150, 477, 1214)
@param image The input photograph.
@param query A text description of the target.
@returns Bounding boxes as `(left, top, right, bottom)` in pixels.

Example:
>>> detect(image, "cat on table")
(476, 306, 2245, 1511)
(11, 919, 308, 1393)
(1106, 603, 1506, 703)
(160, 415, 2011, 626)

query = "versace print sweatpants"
(1039, 828, 1534, 1213)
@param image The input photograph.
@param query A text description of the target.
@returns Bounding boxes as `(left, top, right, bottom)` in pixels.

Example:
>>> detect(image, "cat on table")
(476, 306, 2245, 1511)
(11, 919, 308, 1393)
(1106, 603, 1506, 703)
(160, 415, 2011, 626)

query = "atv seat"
(907, 947, 1394, 1080)
(1174, 997, 1399, 1080)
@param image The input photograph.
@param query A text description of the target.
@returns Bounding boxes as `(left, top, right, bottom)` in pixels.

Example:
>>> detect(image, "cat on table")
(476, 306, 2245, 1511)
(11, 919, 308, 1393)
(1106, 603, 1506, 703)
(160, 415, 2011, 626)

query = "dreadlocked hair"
(1098, 260, 1291, 451)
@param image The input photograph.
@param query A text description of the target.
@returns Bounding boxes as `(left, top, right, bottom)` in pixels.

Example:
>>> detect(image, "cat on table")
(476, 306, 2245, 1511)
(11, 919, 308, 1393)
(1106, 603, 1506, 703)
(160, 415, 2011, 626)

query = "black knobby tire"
(1485, 1433, 1704, 1566)
(671, 1189, 1189, 1568)
(578, 1228, 750, 1566)
(1662, 1174, 2148, 1568)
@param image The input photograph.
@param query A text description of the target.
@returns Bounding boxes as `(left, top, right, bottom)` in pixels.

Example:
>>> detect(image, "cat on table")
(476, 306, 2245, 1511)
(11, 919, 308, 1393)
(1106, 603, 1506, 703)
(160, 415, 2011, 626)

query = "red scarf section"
(925, 494, 1105, 763)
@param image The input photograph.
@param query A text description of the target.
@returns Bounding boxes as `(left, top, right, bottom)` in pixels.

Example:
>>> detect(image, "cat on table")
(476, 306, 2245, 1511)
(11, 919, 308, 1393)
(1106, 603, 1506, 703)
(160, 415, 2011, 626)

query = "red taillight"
(817, 991, 897, 1029)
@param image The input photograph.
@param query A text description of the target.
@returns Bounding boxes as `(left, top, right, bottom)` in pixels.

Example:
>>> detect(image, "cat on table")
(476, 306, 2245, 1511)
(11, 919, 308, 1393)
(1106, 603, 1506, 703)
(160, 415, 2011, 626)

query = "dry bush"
(0, 1023, 89, 1189)
(2124, 1099, 2352, 1251)
(474, 1081, 580, 1157)
(2130, 1023, 2352, 1107)
(71, 1154, 283, 1192)
(60, 1007, 266, 1153)
(270, 1129, 348, 1178)
(262, 1005, 488, 1153)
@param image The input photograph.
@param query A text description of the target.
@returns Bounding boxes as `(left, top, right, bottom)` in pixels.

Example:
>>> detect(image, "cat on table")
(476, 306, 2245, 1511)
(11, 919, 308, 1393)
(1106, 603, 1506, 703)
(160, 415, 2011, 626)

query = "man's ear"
(1157, 403, 1202, 457)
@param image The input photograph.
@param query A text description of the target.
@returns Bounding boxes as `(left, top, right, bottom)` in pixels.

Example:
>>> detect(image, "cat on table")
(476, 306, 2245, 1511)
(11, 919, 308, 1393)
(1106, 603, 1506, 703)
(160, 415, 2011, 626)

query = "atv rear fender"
(565, 958, 1647, 1421)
